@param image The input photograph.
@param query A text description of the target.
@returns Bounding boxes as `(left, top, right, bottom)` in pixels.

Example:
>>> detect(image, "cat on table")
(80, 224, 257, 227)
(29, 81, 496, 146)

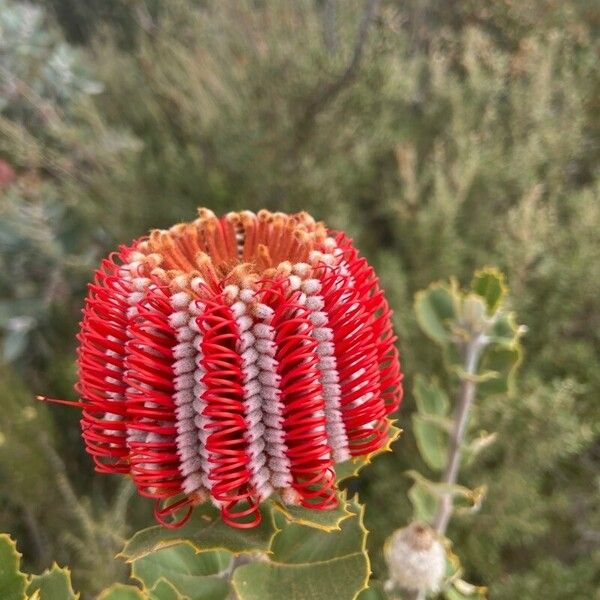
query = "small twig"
(295, 0, 380, 142)
(433, 335, 485, 535)
(38, 433, 98, 545)
(134, 1, 157, 34)
(22, 507, 49, 567)
(323, 0, 338, 54)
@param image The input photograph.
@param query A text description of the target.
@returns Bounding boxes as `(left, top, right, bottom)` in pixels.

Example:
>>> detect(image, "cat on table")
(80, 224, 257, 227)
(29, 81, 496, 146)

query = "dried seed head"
(384, 522, 446, 593)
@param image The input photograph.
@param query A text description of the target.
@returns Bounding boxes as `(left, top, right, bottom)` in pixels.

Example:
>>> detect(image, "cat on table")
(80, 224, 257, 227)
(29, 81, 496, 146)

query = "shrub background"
(0, 1, 598, 597)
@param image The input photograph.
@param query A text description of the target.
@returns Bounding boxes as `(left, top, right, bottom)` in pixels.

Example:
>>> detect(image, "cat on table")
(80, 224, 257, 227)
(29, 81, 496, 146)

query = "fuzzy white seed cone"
(384, 522, 446, 594)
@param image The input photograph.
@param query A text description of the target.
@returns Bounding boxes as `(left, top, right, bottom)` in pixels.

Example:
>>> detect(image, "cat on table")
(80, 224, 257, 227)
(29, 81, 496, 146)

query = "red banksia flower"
(46, 209, 403, 528)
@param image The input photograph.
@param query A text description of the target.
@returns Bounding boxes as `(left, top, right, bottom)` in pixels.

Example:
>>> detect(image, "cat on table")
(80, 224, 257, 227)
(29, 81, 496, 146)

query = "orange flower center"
(139, 209, 328, 286)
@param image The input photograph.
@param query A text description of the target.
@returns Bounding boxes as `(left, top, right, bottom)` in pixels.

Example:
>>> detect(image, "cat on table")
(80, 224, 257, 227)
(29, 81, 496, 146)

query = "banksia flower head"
(43, 209, 403, 528)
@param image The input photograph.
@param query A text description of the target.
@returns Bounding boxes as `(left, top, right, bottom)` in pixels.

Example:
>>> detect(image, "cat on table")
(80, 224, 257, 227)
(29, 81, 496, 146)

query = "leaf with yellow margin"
(442, 543, 487, 599)
(148, 578, 188, 600)
(0, 534, 28, 600)
(357, 582, 387, 599)
(232, 497, 370, 600)
(271, 490, 353, 532)
(27, 564, 79, 599)
(98, 583, 147, 600)
(335, 423, 402, 483)
(120, 503, 278, 562)
(471, 267, 507, 314)
(131, 545, 230, 600)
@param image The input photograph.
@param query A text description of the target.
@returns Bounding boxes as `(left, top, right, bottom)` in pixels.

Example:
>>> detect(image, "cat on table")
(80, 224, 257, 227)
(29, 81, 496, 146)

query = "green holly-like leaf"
(268, 497, 366, 564)
(231, 498, 370, 600)
(412, 414, 448, 471)
(441, 529, 487, 598)
(464, 431, 497, 466)
(232, 553, 368, 600)
(414, 376, 450, 416)
(408, 479, 438, 523)
(148, 578, 187, 600)
(477, 345, 521, 397)
(453, 485, 487, 515)
(445, 579, 487, 600)
(98, 583, 147, 600)
(406, 471, 486, 523)
(356, 582, 387, 599)
(414, 283, 458, 345)
(131, 545, 230, 600)
(488, 312, 520, 347)
(27, 564, 78, 600)
(120, 502, 277, 562)
(471, 268, 507, 314)
(271, 490, 352, 532)
(335, 456, 369, 486)
(0, 534, 27, 600)
(335, 423, 401, 483)
(412, 375, 452, 471)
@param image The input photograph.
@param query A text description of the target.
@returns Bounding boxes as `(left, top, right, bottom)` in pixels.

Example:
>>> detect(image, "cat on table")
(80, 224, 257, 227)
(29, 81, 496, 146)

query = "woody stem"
(433, 334, 485, 536)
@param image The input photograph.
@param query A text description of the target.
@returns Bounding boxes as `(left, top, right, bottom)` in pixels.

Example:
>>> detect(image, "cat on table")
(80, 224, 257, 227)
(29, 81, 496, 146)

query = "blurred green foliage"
(0, 0, 599, 598)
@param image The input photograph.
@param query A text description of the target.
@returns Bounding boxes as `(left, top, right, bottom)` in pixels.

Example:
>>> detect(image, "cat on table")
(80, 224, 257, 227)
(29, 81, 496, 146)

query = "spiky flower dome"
(75, 209, 402, 528)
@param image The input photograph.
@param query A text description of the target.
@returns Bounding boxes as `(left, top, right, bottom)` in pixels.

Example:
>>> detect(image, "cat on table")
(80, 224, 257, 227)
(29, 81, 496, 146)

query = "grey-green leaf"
(471, 268, 506, 313)
(335, 424, 401, 483)
(0, 534, 27, 600)
(271, 490, 352, 532)
(120, 503, 277, 561)
(148, 578, 187, 600)
(488, 312, 520, 346)
(269, 499, 366, 564)
(414, 376, 450, 416)
(232, 552, 368, 600)
(414, 284, 457, 344)
(132, 545, 230, 600)
(412, 414, 448, 471)
(408, 481, 438, 523)
(477, 346, 521, 396)
(98, 584, 147, 600)
(27, 564, 78, 600)
(232, 498, 369, 600)
(357, 582, 387, 599)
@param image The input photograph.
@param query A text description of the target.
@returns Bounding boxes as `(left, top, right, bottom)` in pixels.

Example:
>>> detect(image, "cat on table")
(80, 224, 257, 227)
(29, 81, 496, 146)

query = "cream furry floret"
(170, 294, 210, 498)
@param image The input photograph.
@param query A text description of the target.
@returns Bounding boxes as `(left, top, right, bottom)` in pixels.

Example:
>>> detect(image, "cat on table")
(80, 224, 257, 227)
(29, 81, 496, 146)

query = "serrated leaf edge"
(231, 498, 371, 600)
(336, 422, 402, 483)
(471, 266, 507, 313)
(0, 533, 28, 598)
(149, 577, 190, 600)
(129, 561, 225, 599)
(270, 490, 352, 532)
(97, 582, 146, 600)
(27, 563, 80, 599)
(118, 513, 281, 563)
